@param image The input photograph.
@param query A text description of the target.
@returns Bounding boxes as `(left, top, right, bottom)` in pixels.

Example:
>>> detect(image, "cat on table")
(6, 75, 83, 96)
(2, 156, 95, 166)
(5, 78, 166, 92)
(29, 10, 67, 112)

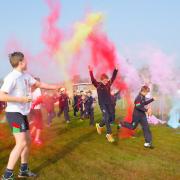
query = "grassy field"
(0, 107, 180, 180)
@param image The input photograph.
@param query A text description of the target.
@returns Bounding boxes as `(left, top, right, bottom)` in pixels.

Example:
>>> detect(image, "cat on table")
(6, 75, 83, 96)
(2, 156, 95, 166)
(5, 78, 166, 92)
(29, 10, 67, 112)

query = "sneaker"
(131, 135, 136, 139)
(144, 142, 154, 149)
(1, 174, 14, 180)
(106, 134, 115, 143)
(117, 124, 122, 129)
(96, 123, 103, 135)
(18, 169, 37, 178)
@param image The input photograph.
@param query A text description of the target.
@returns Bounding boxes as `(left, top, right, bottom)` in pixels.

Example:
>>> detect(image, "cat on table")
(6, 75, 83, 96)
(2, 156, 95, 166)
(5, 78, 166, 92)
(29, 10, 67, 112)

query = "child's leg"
(139, 116, 152, 143)
(18, 130, 37, 178)
(122, 115, 139, 130)
(6, 132, 28, 170)
(47, 113, 51, 125)
(47, 111, 54, 125)
(57, 108, 63, 117)
(99, 105, 112, 134)
(34, 110, 43, 141)
(123, 122, 138, 130)
(73, 107, 77, 116)
(64, 107, 70, 122)
(89, 110, 95, 125)
(109, 106, 115, 123)
(80, 107, 84, 119)
(35, 129, 41, 141)
(52, 111, 56, 119)
(20, 130, 31, 165)
(30, 126, 36, 135)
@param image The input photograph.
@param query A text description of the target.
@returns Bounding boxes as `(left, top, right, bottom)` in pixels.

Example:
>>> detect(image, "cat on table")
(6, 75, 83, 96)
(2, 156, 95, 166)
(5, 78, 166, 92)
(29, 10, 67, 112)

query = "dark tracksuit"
(57, 93, 70, 122)
(78, 95, 84, 119)
(89, 69, 118, 134)
(110, 91, 120, 123)
(84, 96, 95, 125)
(123, 94, 154, 143)
(73, 95, 79, 116)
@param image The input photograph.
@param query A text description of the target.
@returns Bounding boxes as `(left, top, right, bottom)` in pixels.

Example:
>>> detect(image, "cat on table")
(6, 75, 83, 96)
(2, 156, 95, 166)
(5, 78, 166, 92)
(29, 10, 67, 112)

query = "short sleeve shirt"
(0, 70, 36, 115)
(32, 88, 42, 110)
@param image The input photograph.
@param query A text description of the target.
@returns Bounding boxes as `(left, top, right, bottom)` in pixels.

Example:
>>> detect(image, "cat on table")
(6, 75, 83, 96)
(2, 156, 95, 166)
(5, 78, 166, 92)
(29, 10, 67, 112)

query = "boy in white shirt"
(0, 52, 60, 180)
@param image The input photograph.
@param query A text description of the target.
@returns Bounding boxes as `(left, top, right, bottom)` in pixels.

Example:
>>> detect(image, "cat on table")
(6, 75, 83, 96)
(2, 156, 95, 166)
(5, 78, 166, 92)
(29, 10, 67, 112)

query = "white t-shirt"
(0, 69, 36, 115)
(32, 88, 42, 110)
(146, 92, 152, 99)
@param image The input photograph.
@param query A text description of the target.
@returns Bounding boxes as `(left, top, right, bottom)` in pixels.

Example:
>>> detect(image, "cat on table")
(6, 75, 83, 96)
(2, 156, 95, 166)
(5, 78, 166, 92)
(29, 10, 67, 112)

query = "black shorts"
(6, 112, 29, 133)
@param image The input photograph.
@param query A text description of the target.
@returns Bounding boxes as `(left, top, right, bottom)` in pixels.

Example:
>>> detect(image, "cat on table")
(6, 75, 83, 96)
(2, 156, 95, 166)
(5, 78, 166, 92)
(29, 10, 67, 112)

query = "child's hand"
(147, 108, 152, 116)
(20, 96, 32, 103)
(153, 96, 157, 101)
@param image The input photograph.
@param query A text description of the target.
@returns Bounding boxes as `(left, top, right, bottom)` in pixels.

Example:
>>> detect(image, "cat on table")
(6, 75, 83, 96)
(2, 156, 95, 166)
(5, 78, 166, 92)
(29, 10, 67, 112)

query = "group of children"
(72, 90, 95, 125)
(30, 83, 97, 144)
(0, 51, 157, 180)
(88, 65, 156, 148)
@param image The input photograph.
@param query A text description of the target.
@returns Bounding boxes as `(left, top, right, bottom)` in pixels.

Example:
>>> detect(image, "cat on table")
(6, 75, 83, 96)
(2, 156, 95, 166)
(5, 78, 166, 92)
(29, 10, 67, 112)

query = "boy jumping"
(88, 65, 118, 142)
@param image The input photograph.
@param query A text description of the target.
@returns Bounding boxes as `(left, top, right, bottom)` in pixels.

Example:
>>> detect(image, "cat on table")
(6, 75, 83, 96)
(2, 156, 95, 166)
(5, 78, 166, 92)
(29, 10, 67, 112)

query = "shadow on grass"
(32, 130, 96, 173)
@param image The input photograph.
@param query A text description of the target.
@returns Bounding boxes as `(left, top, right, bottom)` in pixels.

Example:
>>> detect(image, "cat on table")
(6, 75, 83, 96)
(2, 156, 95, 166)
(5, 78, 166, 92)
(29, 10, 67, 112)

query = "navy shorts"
(6, 112, 29, 133)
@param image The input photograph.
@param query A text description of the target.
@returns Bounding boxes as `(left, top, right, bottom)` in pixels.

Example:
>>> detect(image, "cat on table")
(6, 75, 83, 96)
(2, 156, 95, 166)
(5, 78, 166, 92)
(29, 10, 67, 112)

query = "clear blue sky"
(0, 0, 180, 78)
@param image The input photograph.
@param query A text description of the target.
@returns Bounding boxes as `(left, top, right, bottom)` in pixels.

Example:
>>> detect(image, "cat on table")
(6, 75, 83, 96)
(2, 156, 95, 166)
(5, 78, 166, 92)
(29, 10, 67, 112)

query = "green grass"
(0, 107, 180, 180)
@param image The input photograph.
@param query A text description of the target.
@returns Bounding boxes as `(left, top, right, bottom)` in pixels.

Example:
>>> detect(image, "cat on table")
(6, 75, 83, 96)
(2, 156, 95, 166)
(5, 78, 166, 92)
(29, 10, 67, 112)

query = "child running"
(120, 85, 156, 148)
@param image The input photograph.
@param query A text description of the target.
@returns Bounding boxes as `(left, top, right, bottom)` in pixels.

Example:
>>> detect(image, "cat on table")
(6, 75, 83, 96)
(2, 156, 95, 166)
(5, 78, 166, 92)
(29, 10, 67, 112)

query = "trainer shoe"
(1, 174, 14, 180)
(106, 134, 115, 143)
(117, 123, 122, 129)
(18, 169, 37, 178)
(96, 123, 103, 135)
(144, 142, 154, 149)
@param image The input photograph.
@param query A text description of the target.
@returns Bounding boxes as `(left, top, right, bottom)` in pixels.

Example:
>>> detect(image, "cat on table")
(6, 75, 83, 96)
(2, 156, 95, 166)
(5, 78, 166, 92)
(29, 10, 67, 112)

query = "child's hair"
(87, 90, 92, 94)
(100, 73, 109, 81)
(9, 52, 24, 68)
(140, 85, 150, 93)
(60, 87, 66, 92)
